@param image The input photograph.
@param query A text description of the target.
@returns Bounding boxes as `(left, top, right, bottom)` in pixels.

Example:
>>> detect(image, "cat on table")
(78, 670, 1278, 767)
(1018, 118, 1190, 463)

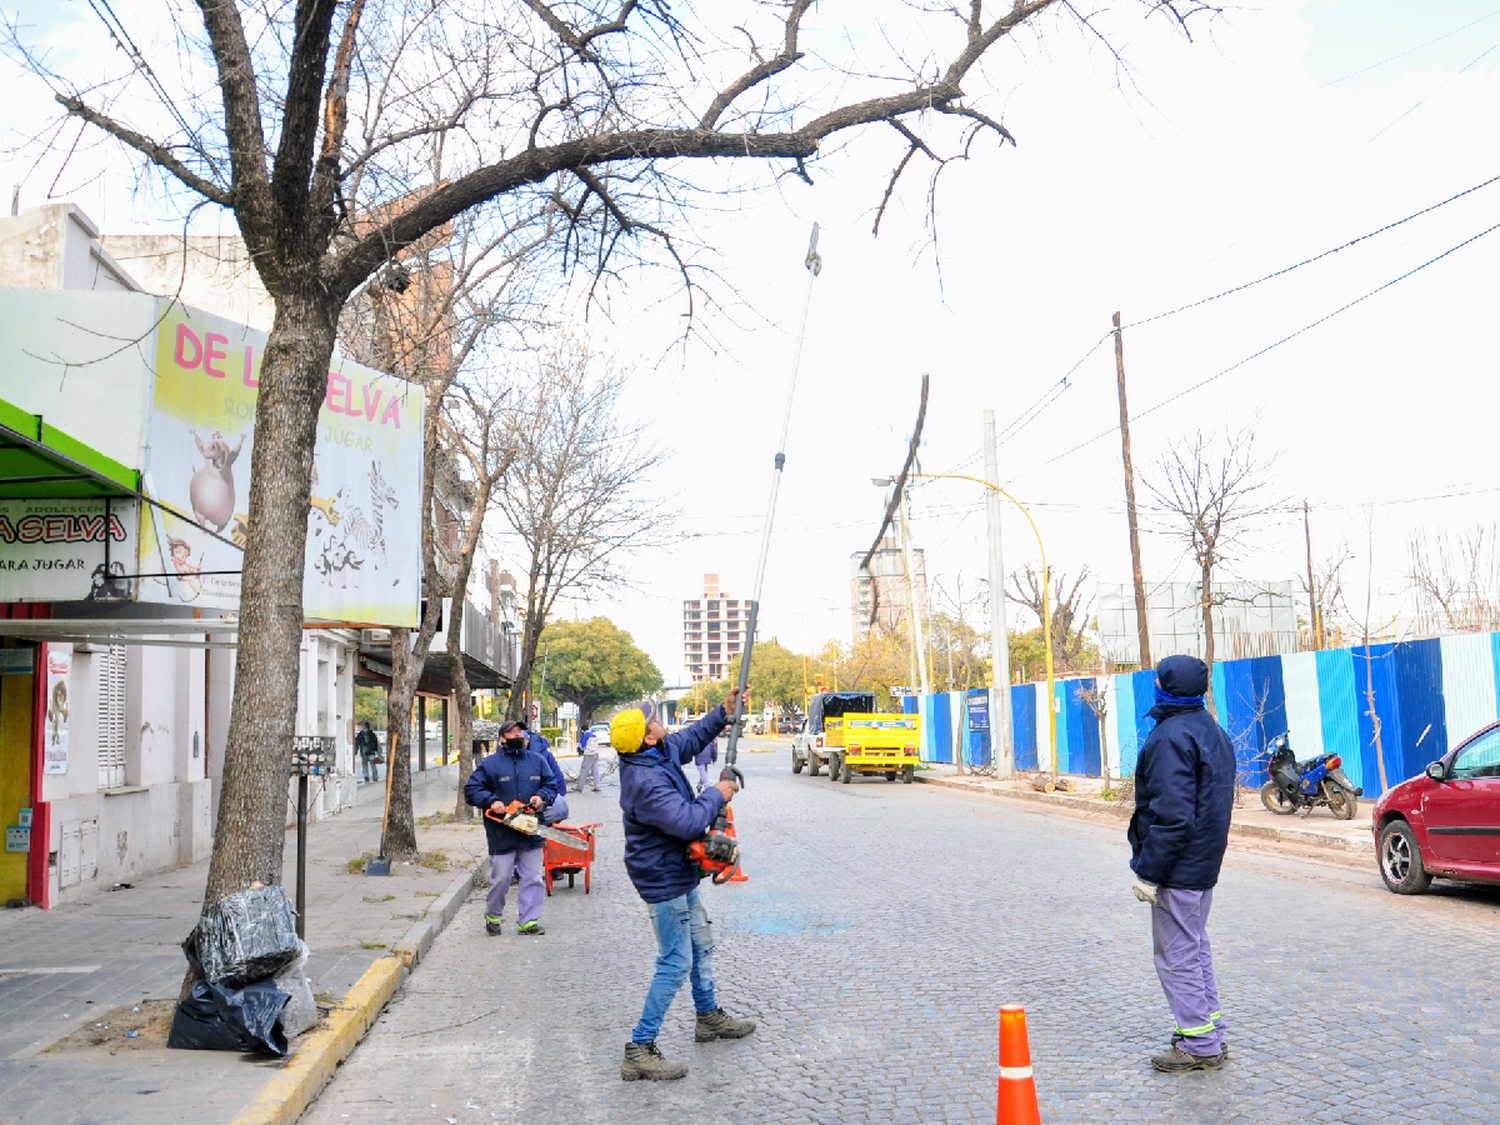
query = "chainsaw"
(484, 800, 589, 852)
(688, 802, 743, 884)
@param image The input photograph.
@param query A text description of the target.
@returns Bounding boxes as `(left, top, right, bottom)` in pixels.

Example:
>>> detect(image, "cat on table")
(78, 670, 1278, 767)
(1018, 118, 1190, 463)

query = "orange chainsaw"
(484, 800, 589, 852)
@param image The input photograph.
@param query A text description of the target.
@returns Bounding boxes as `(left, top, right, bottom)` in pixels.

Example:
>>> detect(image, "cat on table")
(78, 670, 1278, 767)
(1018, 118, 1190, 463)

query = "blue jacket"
(529, 733, 566, 799)
(619, 706, 731, 904)
(1128, 663, 1236, 889)
(465, 743, 558, 854)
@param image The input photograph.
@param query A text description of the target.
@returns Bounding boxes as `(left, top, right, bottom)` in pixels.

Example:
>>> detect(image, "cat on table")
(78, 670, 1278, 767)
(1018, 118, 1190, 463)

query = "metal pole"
(983, 411, 1014, 777)
(295, 772, 308, 939)
(1115, 312, 1152, 669)
(896, 486, 930, 698)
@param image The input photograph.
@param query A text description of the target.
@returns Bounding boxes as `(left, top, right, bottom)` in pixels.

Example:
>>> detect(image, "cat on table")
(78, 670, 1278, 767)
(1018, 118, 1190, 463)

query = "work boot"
(1150, 1045, 1227, 1073)
(621, 1041, 689, 1081)
(484, 917, 504, 936)
(517, 920, 545, 936)
(695, 1007, 756, 1042)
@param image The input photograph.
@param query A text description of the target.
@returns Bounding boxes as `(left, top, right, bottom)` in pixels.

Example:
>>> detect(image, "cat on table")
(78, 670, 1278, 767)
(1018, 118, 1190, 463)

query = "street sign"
(530, 701, 542, 723)
(889, 686, 913, 697)
(558, 702, 579, 720)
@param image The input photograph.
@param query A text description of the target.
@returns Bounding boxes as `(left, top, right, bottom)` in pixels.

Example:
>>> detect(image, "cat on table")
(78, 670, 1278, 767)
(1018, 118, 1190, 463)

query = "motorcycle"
(1259, 733, 1362, 820)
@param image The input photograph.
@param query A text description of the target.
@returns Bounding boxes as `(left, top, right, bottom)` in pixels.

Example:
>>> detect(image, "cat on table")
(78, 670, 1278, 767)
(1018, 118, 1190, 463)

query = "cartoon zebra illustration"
(340, 461, 399, 582)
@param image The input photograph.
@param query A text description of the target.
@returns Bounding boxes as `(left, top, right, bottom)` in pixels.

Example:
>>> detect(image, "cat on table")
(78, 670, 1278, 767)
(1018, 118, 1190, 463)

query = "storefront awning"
(0, 397, 140, 499)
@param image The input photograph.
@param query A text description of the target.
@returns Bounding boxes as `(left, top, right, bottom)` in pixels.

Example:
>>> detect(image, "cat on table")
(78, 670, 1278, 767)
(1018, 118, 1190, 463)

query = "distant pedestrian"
(692, 731, 717, 794)
(464, 722, 557, 936)
(355, 721, 380, 784)
(613, 691, 756, 1081)
(1127, 655, 1236, 1072)
(578, 728, 601, 792)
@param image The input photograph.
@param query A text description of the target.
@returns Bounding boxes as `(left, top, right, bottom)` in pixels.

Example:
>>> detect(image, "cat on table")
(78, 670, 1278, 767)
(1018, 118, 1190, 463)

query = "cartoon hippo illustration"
(189, 429, 244, 532)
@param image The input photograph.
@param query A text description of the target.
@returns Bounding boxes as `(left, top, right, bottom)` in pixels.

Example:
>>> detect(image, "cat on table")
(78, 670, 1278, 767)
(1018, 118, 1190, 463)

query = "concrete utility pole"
(983, 410, 1014, 777)
(896, 484, 931, 699)
(1114, 312, 1152, 669)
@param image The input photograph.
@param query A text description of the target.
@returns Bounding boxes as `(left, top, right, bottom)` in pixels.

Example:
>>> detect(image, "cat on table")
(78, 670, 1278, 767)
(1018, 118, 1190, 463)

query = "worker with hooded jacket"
(612, 691, 756, 1082)
(464, 726, 558, 936)
(1128, 654, 1236, 1072)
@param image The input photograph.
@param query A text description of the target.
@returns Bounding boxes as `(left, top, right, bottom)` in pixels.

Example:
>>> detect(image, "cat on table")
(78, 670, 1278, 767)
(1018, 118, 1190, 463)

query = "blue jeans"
(632, 887, 715, 1043)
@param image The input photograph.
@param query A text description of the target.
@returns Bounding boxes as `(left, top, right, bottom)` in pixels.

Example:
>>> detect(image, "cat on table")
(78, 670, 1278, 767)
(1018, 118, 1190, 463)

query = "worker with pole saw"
(615, 224, 823, 1082)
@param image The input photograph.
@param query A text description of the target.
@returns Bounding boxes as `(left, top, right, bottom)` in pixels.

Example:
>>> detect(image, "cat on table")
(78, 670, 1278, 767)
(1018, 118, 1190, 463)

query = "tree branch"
(270, 0, 340, 242)
(55, 94, 232, 207)
(192, 0, 272, 237)
(698, 0, 812, 130)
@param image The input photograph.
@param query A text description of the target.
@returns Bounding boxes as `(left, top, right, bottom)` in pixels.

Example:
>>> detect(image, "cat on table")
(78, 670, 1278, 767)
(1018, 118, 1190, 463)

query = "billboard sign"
(0, 498, 137, 602)
(138, 303, 422, 625)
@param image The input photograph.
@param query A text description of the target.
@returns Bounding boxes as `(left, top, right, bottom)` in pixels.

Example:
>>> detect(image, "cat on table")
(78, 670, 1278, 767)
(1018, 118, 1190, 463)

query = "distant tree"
(536, 617, 663, 725)
(1145, 429, 1279, 717)
(1406, 525, 1500, 635)
(727, 639, 804, 713)
(1006, 563, 1095, 672)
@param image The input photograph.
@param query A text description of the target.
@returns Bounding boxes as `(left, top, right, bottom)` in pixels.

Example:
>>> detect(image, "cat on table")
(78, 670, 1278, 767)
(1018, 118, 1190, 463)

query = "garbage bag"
(183, 885, 300, 988)
(167, 979, 289, 1056)
(272, 940, 319, 1039)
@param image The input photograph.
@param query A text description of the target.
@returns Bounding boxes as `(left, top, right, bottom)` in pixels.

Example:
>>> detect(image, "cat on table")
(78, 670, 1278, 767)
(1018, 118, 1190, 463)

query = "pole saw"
(689, 223, 823, 884)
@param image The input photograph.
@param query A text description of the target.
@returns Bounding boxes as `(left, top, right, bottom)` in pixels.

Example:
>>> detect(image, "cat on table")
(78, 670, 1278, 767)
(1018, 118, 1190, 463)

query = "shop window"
(98, 645, 126, 790)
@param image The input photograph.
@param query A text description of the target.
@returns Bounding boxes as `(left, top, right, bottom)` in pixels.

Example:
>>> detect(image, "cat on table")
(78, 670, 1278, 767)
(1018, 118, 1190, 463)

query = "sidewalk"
(0, 768, 488, 1125)
(916, 766, 1375, 857)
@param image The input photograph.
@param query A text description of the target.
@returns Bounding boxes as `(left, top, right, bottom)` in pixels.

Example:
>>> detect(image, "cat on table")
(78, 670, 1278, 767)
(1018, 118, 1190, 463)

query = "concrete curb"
(225, 859, 484, 1125)
(916, 773, 1374, 855)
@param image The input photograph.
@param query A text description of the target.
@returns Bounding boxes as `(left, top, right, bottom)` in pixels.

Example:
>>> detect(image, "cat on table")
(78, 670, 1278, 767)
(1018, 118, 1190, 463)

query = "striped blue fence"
(910, 632, 1500, 796)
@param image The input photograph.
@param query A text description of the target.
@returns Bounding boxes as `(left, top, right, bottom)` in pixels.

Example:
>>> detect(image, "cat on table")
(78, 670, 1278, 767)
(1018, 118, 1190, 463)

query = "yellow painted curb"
(227, 955, 406, 1125)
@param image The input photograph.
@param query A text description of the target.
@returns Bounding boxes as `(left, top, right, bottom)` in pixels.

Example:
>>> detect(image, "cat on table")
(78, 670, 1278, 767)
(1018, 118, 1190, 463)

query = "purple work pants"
(696, 761, 711, 790)
(487, 849, 544, 927)
(579, 752, 601, 790)
(1151, 887, 1225, 1056)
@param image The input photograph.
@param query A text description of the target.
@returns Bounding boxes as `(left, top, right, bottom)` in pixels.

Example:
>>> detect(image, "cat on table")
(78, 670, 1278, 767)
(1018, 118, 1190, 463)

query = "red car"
(1373, 720, 1500, 894)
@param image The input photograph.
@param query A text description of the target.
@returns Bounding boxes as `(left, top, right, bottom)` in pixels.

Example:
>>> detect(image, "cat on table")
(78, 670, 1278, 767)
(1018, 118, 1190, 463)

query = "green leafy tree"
(535, 617, 663, 725)
(726, 639, 806, 713)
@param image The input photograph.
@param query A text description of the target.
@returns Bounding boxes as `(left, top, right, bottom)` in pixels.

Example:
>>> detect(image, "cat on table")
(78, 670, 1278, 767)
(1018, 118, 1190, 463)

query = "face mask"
(504, 735, 526, 750)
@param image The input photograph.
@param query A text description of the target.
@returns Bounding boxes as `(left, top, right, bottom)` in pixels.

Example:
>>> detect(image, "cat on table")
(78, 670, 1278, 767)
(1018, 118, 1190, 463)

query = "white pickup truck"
(790, 691, 877, 778)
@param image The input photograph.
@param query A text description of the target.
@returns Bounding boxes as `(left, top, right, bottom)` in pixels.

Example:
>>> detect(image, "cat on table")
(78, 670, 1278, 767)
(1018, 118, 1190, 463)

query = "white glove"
(1132, 878, 1159, 905)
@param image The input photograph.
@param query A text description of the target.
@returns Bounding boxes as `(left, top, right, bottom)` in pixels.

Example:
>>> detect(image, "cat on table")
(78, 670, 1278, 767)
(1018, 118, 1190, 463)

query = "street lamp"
(906, 471, 1057, 779)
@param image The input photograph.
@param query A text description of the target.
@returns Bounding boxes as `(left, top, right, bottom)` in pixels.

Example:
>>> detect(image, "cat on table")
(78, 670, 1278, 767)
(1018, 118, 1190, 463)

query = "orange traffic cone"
(725, 807, 749, 881)
(996, 1004, 1042, 1125)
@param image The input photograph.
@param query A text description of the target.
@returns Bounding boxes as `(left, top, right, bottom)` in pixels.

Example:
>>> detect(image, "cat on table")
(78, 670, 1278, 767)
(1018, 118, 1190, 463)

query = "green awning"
(0, 396, 139, 499)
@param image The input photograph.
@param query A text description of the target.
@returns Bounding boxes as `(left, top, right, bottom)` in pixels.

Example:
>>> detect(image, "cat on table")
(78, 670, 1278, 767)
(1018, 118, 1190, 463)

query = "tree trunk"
(384, 626, 420, 859)
(448, 603, 477, 820)
(201, 295, 338, 909)
(1200, 563, 1217, 720)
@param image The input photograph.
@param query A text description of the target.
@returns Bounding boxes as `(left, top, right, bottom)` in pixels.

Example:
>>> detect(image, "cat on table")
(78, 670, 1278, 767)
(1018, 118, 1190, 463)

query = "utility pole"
(1114, 312, 1152, 669)
(896, 484, 931, 699)
(1303, 501, 1323, 650)
(983, 410, 1015, 777)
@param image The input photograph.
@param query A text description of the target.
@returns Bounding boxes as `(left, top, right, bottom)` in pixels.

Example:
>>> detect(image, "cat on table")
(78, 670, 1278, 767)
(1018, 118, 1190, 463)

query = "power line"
(1019, 218, 1500, 478)
(1318, 9, 1500, 89)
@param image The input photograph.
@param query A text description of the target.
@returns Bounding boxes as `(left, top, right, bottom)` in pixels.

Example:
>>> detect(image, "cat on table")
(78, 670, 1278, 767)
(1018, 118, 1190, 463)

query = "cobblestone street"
(302, 741, 1500, 1125)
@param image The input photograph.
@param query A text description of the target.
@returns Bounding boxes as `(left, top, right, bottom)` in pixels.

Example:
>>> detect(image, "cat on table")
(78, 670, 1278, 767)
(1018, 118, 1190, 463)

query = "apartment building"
(682, 573, 753, 681)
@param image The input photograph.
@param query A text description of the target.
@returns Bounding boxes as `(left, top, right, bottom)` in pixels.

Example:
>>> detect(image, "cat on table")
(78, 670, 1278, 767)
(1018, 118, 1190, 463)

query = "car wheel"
(828, 755, 842, 781)
(1259, 780, 1296, 816)
(885, 771, 897, 781)
(792, 753, 803, 774)
(1324, 781, 1358, 821)
(808, 753, 819, 777)
(1378, 820, 1432, 895)
(902, 765, 915, 784)
(841, 759, 853, 784)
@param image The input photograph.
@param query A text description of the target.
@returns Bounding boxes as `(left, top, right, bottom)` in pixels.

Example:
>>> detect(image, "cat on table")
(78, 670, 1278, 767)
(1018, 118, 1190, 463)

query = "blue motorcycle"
(1259, 733, 1361, 820)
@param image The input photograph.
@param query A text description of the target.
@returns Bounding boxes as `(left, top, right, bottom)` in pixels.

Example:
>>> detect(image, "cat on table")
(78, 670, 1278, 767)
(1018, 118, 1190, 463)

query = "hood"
(1156, 654, 1209, 697)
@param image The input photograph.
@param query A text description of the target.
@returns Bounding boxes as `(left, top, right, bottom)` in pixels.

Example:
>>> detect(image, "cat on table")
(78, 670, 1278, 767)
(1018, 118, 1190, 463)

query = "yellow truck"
(792, 692, 922, 784)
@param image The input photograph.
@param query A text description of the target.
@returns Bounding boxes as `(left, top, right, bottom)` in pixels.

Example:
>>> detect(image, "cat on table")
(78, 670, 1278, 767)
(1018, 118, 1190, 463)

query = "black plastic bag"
(183, 885, 300, 987)
(167, 979, 289, 1056)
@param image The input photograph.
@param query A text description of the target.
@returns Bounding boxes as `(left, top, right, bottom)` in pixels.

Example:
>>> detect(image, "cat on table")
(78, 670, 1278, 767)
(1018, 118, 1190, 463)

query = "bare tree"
(1145, 430, 1279, 717)
(1407, 526, 1500, 636)
(1299, 544, 1352, 650)
(1006, 563, 1095, 669)
(6, 0, 1215, 906)
(495, 347, 661, 720)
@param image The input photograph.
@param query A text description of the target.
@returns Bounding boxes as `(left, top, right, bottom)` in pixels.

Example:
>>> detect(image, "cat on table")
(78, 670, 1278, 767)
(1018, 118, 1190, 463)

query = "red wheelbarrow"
(543, 822, 601, 895)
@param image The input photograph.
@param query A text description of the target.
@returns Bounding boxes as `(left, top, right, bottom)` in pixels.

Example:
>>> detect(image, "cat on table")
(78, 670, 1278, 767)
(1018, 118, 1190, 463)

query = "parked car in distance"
(588, 722, 611, 748)
(1372, 720, 1500, 895)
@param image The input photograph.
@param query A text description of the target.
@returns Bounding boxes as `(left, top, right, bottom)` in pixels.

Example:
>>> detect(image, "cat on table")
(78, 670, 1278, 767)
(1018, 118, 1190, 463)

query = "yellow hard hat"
(610, 701, 655, 753)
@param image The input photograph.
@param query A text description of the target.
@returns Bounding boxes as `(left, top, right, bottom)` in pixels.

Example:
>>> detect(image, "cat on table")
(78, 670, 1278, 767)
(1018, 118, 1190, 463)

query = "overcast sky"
(4, 1, 1497, 685)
